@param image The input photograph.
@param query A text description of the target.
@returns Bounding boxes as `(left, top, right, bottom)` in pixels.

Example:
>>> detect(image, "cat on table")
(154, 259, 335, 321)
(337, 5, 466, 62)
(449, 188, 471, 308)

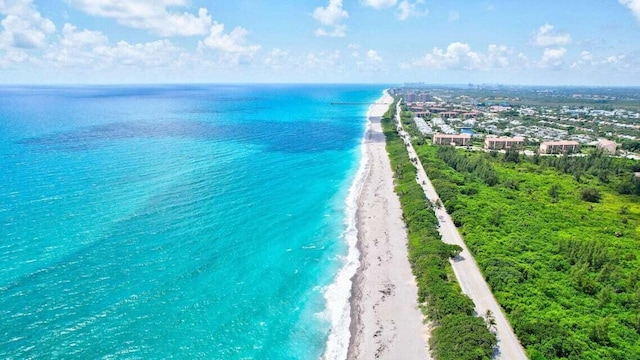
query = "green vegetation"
(622, 140, 640, 152)
(413, 144, 640, 360)
(381, 103, 497, 360)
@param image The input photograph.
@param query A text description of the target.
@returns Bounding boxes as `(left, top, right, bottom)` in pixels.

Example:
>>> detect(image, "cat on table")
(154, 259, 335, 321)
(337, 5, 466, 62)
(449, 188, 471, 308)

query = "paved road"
(395, 102, 528, 360)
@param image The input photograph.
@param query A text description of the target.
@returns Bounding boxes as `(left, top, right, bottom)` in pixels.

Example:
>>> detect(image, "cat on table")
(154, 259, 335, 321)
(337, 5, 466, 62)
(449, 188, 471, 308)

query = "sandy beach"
(346, 93, 431, 360)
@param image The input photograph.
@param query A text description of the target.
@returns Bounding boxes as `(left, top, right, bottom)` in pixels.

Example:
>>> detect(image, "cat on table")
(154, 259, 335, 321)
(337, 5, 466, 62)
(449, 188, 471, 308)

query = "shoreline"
(345, 91, 431, 359)
(320, 93, 376, 360)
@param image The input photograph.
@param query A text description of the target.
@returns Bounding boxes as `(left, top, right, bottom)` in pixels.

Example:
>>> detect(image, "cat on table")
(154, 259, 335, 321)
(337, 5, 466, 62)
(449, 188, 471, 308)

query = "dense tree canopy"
(415, 144, 640, 360)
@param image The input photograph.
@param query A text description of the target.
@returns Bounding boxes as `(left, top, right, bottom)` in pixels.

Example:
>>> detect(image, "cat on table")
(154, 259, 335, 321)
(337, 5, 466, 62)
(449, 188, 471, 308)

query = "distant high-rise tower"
(419, 93, 432, 102)
(405, 93, 416, 102)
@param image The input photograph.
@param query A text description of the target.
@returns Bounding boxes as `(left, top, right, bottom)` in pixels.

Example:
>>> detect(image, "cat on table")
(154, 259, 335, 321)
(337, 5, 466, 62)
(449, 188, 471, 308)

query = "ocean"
(0, 85, 383, 359)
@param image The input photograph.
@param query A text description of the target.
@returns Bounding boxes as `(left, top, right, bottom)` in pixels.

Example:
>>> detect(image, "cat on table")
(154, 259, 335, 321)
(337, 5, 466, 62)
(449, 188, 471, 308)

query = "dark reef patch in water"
(17, 119, 361, 154)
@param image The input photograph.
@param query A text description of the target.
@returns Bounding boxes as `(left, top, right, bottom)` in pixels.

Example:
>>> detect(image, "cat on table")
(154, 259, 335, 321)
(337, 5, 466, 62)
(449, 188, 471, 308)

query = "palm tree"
(484, 309, 497, 332)
(435, 199, 443, 210)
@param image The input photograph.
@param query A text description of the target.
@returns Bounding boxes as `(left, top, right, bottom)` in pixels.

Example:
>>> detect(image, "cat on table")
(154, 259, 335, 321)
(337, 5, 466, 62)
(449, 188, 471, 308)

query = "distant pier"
(331, 102, 380, 105)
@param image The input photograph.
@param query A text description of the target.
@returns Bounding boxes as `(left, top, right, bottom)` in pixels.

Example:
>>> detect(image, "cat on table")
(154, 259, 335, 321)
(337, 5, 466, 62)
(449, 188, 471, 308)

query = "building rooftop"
(433, 133, 471, 138)
(597, 139, 617, 146)
(486, 136, 525, 141)
(541, 140, 579, 145)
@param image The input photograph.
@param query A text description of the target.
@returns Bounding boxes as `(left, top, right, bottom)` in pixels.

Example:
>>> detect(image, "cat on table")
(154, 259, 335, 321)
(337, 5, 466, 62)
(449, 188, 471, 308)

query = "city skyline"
(1, 0, 640, 85)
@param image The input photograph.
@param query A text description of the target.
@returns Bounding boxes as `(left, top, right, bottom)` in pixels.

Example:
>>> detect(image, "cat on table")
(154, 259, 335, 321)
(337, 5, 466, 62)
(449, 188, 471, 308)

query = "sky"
(1, 0, 640, 85)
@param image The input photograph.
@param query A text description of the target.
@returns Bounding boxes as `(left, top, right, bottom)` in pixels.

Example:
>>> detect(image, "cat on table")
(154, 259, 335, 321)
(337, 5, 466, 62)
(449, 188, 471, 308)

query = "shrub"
(581, 187, 602, 203)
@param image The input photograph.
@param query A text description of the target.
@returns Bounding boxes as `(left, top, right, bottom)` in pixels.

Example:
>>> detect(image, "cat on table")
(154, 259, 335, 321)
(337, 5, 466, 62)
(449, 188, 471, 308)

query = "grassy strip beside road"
(381, 104, 497, 360)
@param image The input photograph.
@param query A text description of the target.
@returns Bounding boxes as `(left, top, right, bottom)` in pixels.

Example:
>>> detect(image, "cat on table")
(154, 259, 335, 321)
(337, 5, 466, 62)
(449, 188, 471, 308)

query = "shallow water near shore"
(0, 84, 381, 359)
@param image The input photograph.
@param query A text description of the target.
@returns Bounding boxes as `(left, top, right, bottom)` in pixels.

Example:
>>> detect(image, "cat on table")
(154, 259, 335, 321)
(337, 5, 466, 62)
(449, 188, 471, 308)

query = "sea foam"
(321, 93, 386, 359)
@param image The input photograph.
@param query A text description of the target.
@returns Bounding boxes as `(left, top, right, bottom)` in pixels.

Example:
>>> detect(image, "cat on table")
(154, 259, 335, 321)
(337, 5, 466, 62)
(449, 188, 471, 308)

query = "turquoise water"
(0, 85, 382, 359)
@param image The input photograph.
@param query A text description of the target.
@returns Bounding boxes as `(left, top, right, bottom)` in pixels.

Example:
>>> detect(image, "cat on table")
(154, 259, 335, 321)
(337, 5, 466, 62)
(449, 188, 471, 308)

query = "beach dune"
(347, 93, 431, 360)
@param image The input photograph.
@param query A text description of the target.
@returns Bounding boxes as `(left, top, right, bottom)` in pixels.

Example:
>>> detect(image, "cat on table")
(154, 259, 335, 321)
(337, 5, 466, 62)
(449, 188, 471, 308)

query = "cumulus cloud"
(44, 23, 107, 67)
(315, 24, 346, 37)
(263, 48, 290, 70)
(406, 42, 516, 70)
(532, 24, 572, 47)
(0, 0, 55, 49)
(301, 50, 341, 70)
(539, 47, 567, 68)
(58, 23, 107, 48)
(396, 0, 428, 20)
(67, 0, 211, 37)
(362, 0, 397, 9)
(0, 47, 29, 68)
(571, 50, 630, 69)
(619, 0, 640, 22)
(198, 22, 260, 55)
(261, 48, 344, 72)
(44, 23, 185, 69)
(366, 49, 382, 62)
(407, 42, 482, 70)
(313, 0, 348, 37)
(485, 44, 513, 68)
(363, 0, 427, 20)
(94, 39, 182, 67)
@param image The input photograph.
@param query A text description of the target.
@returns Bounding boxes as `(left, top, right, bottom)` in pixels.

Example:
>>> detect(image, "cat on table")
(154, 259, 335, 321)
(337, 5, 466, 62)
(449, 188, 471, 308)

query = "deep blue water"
(0, 85, 382, 359)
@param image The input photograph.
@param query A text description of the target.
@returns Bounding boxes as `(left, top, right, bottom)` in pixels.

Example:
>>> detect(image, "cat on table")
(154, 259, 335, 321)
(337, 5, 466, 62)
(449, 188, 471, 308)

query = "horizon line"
(1, 82, 640, 88)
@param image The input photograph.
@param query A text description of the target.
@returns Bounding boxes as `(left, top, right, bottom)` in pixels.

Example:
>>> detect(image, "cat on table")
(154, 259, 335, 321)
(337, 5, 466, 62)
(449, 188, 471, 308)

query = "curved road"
(395, 101, 528, 360)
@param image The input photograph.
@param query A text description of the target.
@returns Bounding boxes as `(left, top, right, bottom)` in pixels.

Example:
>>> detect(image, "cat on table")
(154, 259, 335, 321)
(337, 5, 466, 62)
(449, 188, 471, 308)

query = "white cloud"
(315, 24, 346, 37)
(67, 0, 211, 37)
(539, 47, 567, 68)
(0, 0, 55, 49)
(482, 2, 496, 11)
(362, 0, 397, 9)
(620, 0, 640, 22)
(396, 0, 428, 20)
(198, 22, 260, 55)
(44, 21, 263, 71)
(44, 23, 185, 69)
(44, 23, 108, 67)
(261, 48, 343, 72)
(486, 44, 513, 68)
(366, 49, 382, 62)
(263, 48, 289, 70)
(95, 39, 182, 67)
(580, 50, 593, 62)
(0, 47, 29, 67)
(59, 23, 107, 48)
(606, 54, 626, 64)
(448, 10, 460, 22)
(406, 42, 519, 71)
(302, 50, 341, 69)
(364, 0, 427, 21)
(313, 0, 348, 37)
(532, 24, 572, 47)
(408, 42, 483, 70)
(571, 50, 630, 70)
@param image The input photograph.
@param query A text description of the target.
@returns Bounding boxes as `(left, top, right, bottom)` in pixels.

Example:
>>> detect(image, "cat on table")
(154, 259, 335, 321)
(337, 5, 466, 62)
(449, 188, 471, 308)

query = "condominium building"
(432, 133, 471, 146)
(484, 136, 525, 150)
(540, 140, 579, 154)
(597, 139, 617, 154)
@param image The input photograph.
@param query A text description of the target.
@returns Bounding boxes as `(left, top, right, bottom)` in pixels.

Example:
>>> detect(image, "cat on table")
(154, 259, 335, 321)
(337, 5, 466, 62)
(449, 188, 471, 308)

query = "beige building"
(484, 136, 524, 150)
(540, 140, 579, 154)
(433, 133, 471, 146)
(597, 139, 617, 154)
